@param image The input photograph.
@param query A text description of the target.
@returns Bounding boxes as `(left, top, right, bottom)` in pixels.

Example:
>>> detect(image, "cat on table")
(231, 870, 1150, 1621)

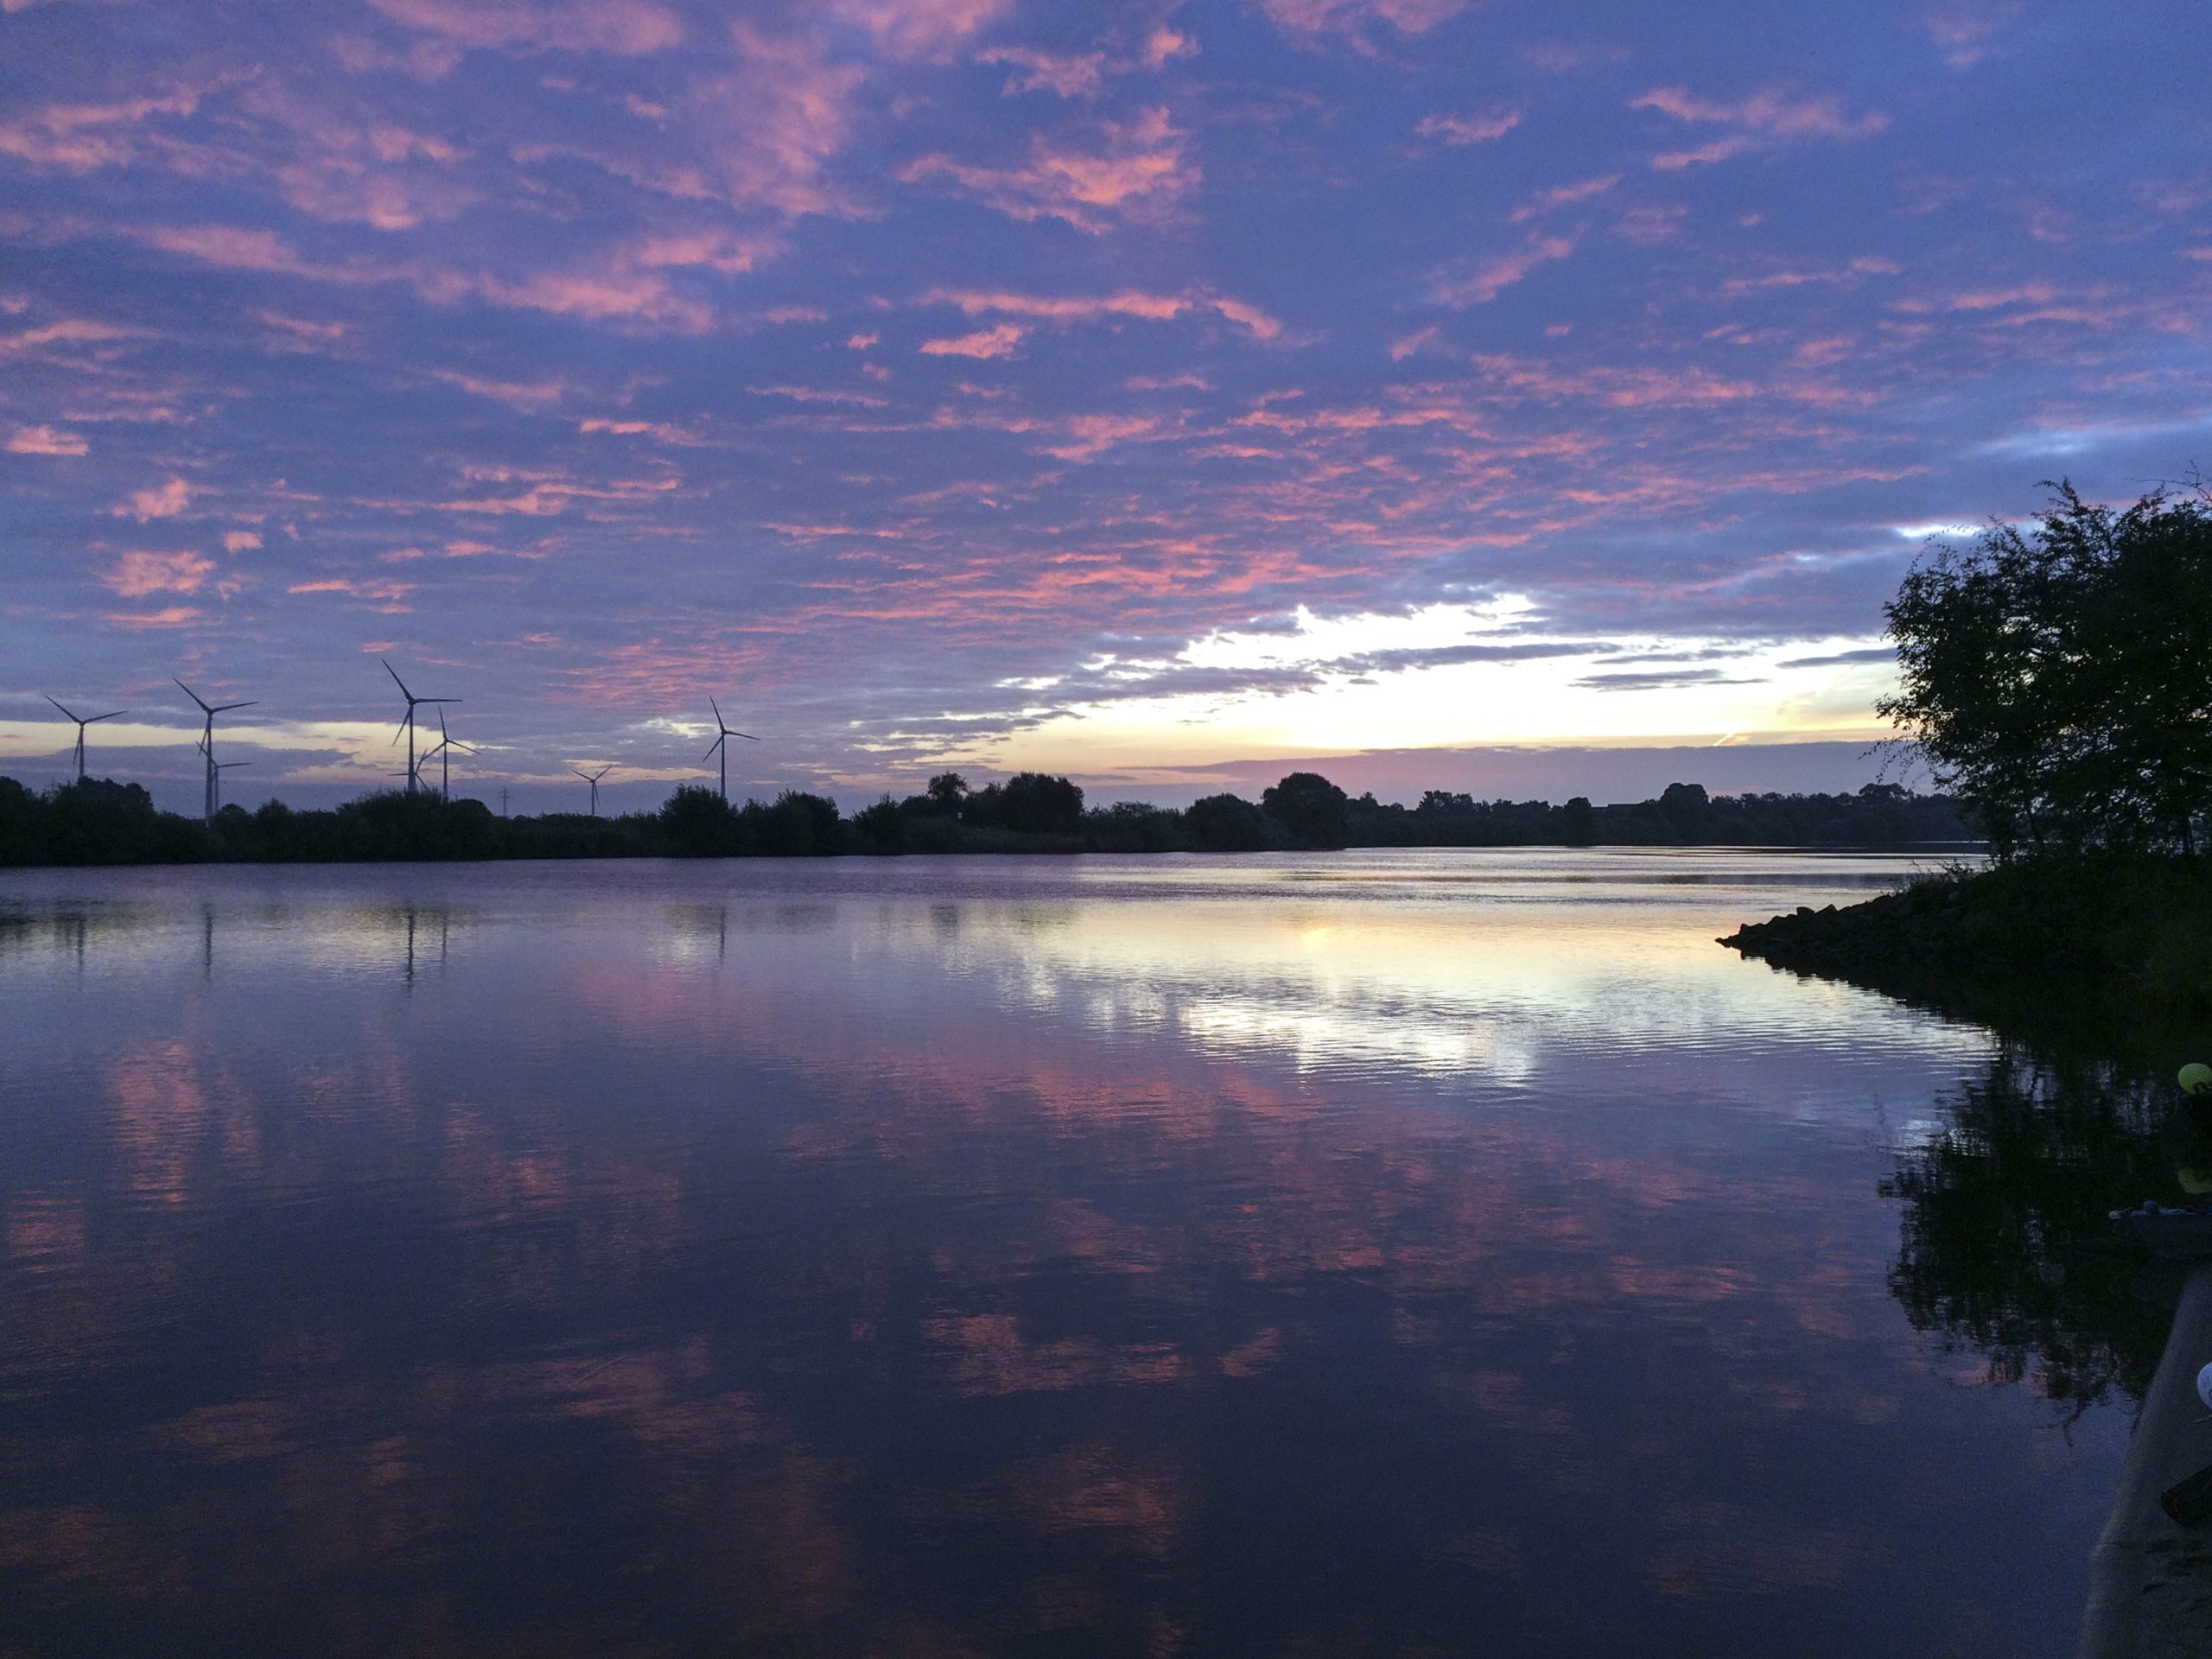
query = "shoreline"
(1721, 853, 2212, 1047)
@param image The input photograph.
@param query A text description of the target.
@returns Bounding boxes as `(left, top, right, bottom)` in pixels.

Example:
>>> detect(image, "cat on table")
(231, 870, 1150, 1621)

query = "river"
(0, 850, 2137, 1656)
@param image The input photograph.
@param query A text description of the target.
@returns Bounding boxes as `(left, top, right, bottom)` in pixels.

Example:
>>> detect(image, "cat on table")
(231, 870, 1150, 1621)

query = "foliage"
(1181, 792, 1275, 851)
(2, 769, 1970, 866)
(1881, 481, 2212, 857)
(1262, 772, 1350, 849)
(963, 771, 1084, 836)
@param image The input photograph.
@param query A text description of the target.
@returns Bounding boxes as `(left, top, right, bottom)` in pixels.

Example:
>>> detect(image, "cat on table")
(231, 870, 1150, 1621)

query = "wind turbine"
(573, 764, 613, 817)
(702, 697, 759, 801)
(383, 659, 457, 794)
(175, 679, 257, 825)
(44, 696, 126, 784)
(420, 709, 476, 803)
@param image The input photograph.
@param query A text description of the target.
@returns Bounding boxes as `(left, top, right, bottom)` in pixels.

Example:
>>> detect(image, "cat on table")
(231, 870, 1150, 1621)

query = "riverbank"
(2, 773, 1972, 867)
(1721, 853, 2212, 1039)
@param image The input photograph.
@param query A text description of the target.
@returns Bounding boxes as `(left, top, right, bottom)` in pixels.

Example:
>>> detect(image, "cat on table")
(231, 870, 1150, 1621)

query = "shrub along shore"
(1722, 854, 2212, 1035)
(0, 770, 1968, 867)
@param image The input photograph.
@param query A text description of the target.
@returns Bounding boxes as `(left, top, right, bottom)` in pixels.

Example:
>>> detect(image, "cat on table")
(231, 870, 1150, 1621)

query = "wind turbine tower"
(175, 680, 257, 825)
(573, 764, 613, 817)
(703, 697, 759, 801)
(44, 696, 126, 784)
(212, 759, 250, 816)
(421, 709, 476, 803)
(383, 659, 458, 794)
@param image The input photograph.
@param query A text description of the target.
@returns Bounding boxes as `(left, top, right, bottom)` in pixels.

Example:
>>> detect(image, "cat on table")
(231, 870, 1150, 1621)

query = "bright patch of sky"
(1, 0, 2206, 808)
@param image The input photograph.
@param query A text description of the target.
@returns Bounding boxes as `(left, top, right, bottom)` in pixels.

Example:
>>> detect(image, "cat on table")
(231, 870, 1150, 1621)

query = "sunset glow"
(3, 0, 2202, 809)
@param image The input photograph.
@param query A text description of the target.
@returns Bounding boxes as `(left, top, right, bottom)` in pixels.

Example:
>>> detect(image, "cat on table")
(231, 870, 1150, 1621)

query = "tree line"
(0, 768, 1967, 867)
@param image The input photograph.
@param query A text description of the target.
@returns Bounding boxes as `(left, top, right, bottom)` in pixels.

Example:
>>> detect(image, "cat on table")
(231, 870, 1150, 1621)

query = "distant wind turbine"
(175, 679, 257, 826)
(383, 659, 457, 795)
(703, 697, 759, 801)
(573, 764, 613, 817)
(44, 696, 126, 784)
(420, 709, 476, 803)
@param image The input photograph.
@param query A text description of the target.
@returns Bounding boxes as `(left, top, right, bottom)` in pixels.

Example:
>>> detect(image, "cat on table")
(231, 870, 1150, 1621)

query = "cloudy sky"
(2, 0, 2205, 811)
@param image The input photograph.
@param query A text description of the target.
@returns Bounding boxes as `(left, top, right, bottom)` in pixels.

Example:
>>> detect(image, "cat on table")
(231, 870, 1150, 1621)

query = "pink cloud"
(1433, 235, 1577, 307)
(0, 319, 143, 355)
(102, 606, 204, 630)
(1510, 175, 1619, 222)
(116, 476, 193, 521)
(476, 269, 713, 330)
(223, 531, 263, 551)
(1042, 413, 1165, 461)
(1389, 325, 1445, 361)
(1141, 25, 1193, 67)
(433, 369, 566, 409)
(7, 423, 87, 455)
(578, 417, 705, 442)
(0, 92, 199, 170)
(923, 287, 1281, 340)
(900, 109, 1194, 232)
(287, 576, 418, 608)
(1920, 0, 2022, 66)
(979, 46, 1106, 98)
(365, 0, 683, 54)
(1259, 0, 1470, 41)
(632, 230, 779, 273)
(747, 385, 892, 405)
(1416, 109, 1520, 147)
(1649, 137, 1751, 171)
(137, 224, 400, 286)
(1635, 86, 1887, 168)
(920, 323, 1025, 359)
(834, 0, 1007, 60)
(252, 310, 353, 349)
(104, 549, 214, 596)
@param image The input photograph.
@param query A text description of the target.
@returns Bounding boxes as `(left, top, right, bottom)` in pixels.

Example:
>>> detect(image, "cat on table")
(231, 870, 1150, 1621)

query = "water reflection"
(1888, 1048, 2182, 1414)
(0, 853, 2116, 1656)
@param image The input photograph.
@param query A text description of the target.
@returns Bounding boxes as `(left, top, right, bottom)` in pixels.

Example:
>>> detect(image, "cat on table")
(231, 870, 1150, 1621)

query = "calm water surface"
(0, 851, 2124, 1656)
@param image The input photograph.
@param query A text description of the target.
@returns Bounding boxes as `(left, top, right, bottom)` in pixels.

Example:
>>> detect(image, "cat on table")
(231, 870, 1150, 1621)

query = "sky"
(2, 0, 2207, 814)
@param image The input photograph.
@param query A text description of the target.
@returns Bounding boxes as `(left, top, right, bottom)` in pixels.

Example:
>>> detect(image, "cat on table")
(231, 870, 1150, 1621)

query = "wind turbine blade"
(175, 678, 214, 715)
(384, 659, 414, 701)
(733, 731, 760, 741)
(704, 735, 725, 762)
(43, 694, 79, 722)
(392, 717, 410, 745)
(710, 696, 724, 724)
(89, 710, 126, 724)
(211, 701, 257, 714)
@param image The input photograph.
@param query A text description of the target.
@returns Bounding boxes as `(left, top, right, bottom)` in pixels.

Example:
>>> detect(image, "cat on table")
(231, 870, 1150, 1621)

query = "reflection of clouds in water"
(1179, 993, 1540, 1084)
(0, 856, 2114, 1654)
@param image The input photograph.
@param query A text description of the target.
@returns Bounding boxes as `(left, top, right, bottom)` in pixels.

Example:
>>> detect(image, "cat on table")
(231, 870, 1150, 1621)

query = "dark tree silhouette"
(1262, 772, 1350, 848)
(1882, 481, 2212, 857)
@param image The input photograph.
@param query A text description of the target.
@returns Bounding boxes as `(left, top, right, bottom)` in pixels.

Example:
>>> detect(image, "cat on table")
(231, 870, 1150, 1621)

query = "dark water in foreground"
(0, 852, 2131, 1656)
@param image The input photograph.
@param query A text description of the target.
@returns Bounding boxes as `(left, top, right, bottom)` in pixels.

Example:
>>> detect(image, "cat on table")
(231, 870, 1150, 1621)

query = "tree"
(1561, 797, 1595, 846)
(1880, 482, 2212, 857)
(1262, 772, 1349, 848)
(997, 771, 1084, 836)
(1658, 782, 1709, 842)
(660, 783, 737, 855)
(1183, 792, 1271, 851)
